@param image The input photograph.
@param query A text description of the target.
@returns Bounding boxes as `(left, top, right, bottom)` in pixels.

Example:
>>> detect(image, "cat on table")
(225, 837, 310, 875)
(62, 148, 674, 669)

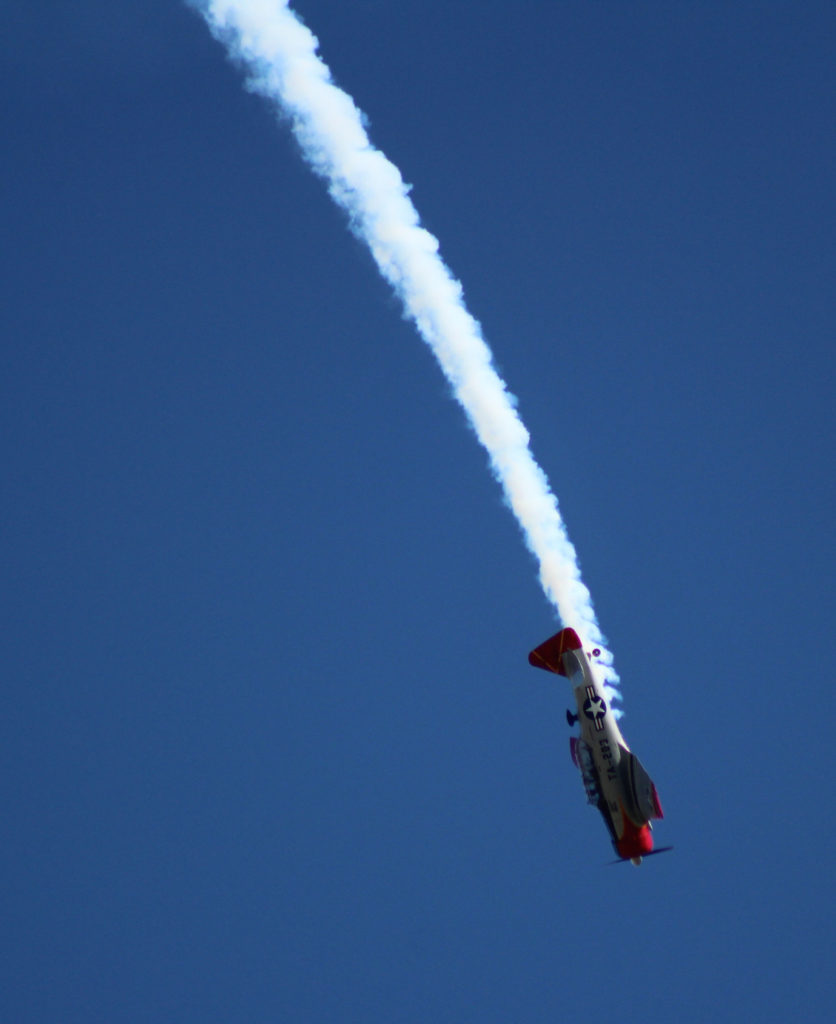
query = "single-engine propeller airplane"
(529, 627, 669, 865)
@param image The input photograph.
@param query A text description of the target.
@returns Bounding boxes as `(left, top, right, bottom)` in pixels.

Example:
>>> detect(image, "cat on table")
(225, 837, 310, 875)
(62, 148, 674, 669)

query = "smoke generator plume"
(191, 0, 620, 704)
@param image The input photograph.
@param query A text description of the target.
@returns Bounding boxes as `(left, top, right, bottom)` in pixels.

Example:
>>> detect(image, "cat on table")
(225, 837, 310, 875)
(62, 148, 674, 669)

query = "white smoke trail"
(191, 0, 620, 703)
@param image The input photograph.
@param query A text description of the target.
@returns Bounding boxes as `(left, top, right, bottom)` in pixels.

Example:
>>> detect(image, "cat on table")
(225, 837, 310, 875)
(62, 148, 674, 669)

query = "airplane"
(528, 627, 669, 865)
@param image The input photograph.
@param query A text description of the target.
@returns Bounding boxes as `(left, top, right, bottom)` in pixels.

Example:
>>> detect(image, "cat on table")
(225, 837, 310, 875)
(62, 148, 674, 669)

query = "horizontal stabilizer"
(528, 628, 582, 675)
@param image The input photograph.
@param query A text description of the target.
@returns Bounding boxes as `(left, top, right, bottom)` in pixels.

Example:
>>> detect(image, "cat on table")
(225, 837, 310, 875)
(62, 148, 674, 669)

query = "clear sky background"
(3, 2, 834, 1021)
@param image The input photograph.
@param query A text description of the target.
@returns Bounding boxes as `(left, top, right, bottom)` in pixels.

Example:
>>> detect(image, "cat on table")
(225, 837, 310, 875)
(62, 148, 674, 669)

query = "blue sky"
(3, 2, 834, 1021)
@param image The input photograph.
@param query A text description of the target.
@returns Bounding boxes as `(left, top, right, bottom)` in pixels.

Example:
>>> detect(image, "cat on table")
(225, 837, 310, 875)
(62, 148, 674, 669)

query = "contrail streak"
(191, 0, 620, 703)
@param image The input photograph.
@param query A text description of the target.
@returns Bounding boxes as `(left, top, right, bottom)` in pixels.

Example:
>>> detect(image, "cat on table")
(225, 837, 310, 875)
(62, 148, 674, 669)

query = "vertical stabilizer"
(528, 628, 583, 676)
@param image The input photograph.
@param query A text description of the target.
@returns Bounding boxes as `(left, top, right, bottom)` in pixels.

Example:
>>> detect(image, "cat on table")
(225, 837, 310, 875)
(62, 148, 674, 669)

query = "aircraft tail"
(528, 628, 583, 676)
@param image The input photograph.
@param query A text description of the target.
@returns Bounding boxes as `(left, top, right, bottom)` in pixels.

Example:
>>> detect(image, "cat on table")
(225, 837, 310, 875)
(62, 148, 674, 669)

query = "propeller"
(608, 846, 674, 865)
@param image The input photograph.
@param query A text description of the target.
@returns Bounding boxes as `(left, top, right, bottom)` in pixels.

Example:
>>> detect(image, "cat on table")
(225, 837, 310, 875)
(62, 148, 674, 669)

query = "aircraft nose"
(616, 821, 654, 860)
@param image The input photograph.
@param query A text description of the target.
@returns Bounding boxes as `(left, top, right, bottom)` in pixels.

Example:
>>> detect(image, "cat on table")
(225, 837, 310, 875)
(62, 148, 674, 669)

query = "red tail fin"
(528, 628, 582, 676)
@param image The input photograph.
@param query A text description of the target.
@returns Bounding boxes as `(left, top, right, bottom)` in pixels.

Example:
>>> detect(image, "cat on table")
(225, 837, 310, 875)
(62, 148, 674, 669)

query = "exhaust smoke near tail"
(191, 0, 621, 704)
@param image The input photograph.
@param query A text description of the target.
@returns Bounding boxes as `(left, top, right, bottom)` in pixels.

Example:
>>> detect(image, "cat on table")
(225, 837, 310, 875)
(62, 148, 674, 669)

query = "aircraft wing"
(618, 748, 664, 822)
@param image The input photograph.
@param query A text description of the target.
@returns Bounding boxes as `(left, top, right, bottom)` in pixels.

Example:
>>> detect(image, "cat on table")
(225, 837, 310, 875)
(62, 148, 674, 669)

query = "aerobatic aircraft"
(528, 627, 669, 865)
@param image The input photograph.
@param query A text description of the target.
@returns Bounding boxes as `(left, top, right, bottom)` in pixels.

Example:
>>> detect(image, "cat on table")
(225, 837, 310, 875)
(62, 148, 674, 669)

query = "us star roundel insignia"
(583, 686, 607, 731)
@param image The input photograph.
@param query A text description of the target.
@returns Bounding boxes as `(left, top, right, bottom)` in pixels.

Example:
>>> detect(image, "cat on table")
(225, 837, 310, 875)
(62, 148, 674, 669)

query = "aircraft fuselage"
(529, 628, 664, 864)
